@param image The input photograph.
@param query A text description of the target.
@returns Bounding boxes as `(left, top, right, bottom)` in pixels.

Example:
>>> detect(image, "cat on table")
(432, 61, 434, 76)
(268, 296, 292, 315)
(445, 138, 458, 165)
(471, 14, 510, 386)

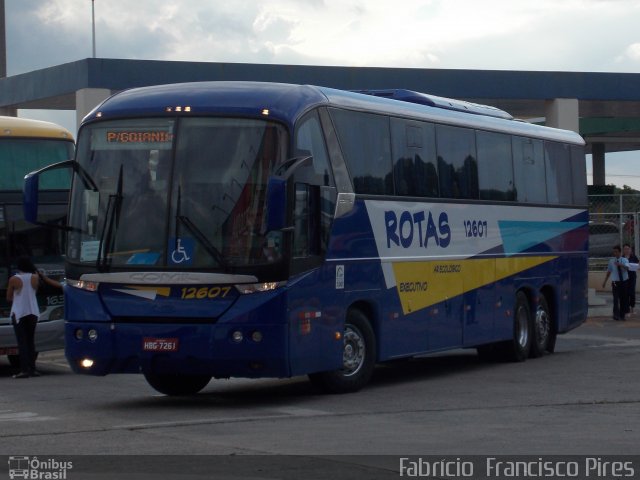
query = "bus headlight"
(251, 331, 263, 343)
(88, 329, 98, 342)
(235, 281, 285, 294)
(67, 279, 99, 292)
(80, 358, 94, 368)
(232, 331, 243, 343)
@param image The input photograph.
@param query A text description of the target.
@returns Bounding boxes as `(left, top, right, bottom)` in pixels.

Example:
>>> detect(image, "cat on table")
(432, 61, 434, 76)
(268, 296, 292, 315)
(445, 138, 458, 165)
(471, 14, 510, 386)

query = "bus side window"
(391, 118, 438, 197)
(571, 145, 588, 204)
(513, 137, 546, 203)
(545, 141, 572, 205)
(477, 131, 515, 201)
(329, 108, 393, 195)
(436, 125, 478, 199)
(293, 111, 335, 259)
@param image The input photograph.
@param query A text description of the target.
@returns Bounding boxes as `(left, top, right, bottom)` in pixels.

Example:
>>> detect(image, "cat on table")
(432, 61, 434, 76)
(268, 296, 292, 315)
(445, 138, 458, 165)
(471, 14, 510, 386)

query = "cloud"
(617, 43, 640, 63)
(7, 0, 640, 75)
(9, 0, 640, 158)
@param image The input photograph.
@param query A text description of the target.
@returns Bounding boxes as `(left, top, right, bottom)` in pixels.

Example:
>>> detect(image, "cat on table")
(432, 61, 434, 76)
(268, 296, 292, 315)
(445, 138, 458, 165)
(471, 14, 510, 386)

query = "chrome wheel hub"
(535, 306, 550, 345)
(342, 325, 365, 376)
(516, 305, 529, 349)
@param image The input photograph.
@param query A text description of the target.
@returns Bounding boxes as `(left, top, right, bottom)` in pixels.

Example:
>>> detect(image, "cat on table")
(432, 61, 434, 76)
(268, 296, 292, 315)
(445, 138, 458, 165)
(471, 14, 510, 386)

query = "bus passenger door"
(287, 110, 341, 374)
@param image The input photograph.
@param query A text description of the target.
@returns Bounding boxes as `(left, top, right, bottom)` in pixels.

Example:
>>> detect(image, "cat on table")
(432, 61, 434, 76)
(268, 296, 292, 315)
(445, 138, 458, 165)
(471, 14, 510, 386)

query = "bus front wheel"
(143, 372, 211, 396)
(309, 309, 376, 394)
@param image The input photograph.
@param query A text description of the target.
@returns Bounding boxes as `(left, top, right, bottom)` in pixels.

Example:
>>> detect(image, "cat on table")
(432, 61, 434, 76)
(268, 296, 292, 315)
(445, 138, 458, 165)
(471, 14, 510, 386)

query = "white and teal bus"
(24, 82, 588, 395)
(0, 116, 73, 368)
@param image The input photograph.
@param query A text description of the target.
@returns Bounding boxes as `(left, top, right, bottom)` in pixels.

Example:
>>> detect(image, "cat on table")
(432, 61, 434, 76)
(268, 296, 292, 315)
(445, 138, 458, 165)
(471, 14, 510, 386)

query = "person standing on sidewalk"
(602, 245, 630, 321)
(623, 243, 638, 315)
(6, 256, 61, 378)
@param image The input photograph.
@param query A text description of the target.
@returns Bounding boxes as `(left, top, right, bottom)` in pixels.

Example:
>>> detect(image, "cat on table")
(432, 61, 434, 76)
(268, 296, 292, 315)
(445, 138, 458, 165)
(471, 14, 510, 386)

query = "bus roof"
(86, 81, 583, 145)
(0, 116, 74, 140)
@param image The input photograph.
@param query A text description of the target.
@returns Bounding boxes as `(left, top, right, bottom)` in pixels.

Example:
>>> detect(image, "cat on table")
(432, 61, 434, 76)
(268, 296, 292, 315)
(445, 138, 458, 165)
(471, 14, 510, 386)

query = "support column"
(545, 98, 579, 133)
(546, 98, 603, 186)
(591, 142, 606, 186)
(0, 0, 15, 117)
(76, 88, 111, 128)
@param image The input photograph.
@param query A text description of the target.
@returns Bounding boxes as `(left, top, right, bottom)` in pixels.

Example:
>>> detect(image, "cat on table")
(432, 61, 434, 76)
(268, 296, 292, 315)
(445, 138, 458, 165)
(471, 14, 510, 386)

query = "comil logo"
(8, 456, 73, 479)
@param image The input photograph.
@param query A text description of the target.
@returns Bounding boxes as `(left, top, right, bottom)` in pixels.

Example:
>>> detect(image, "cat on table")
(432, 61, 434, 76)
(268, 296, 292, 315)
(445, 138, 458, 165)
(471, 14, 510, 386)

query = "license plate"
(142, 337, 179, 352)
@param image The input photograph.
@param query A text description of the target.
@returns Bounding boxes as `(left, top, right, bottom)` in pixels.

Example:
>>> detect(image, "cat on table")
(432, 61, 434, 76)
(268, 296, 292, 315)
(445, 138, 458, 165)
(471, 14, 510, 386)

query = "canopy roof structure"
(1, 58, 639, 156)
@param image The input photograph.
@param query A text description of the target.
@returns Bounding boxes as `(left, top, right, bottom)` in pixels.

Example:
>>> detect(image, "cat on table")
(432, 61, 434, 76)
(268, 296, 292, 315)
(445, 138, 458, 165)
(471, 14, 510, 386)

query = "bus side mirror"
(23, 172, 40, 223)
(22, 159, 95, 229)
(266, 176, 287, 231)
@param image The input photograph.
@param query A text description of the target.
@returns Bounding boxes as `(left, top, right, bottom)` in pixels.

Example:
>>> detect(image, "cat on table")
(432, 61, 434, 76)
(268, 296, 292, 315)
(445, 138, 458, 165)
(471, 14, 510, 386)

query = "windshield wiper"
(176, 215, 227, 268)
(175, 186, 227, 268)
(97, 165, 123, 272)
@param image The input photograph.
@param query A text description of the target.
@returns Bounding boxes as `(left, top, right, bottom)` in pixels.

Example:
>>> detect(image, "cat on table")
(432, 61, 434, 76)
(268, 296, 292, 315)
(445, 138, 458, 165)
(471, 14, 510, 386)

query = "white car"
(589, 221, 622, 257)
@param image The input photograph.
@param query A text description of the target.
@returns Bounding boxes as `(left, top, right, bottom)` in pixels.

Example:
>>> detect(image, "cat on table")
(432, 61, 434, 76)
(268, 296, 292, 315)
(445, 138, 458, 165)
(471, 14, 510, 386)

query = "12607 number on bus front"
(180, 286, 232, 299)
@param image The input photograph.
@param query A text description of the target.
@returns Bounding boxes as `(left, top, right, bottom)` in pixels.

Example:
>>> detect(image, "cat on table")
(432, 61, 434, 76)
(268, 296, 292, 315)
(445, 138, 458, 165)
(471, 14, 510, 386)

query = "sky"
(6, 0, 640, 188)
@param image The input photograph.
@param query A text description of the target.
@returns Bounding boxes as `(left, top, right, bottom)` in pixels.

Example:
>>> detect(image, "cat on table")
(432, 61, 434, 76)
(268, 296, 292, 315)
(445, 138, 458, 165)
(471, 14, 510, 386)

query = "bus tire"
(504, 291, 532, 362)
(530, 295, 552, 358)
(143, 372, 211, 396)
(546, 322, 558, 354)
(308, 309, 376, 394)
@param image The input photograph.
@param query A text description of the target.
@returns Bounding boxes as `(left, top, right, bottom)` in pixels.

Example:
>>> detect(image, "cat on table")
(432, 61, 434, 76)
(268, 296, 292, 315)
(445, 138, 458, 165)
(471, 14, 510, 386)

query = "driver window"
(294, 111, 333, 187)
(292, 111, 335, 261)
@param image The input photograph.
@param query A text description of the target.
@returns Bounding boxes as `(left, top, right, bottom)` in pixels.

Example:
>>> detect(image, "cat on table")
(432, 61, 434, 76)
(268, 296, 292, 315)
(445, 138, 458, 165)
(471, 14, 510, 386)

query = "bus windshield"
(0, 138, 73, 190)
(67, 117, 288, 273)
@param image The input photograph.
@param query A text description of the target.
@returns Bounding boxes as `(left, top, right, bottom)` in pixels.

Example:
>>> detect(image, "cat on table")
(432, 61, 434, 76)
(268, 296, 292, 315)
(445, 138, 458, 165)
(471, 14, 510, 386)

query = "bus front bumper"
(65, 321, 290, 379)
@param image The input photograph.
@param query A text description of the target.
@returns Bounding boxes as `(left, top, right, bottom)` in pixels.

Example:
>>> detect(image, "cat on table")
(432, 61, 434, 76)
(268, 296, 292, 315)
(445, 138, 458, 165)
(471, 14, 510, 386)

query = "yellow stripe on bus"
(392, 256, 556, 315)
(124, 285, 172, 297)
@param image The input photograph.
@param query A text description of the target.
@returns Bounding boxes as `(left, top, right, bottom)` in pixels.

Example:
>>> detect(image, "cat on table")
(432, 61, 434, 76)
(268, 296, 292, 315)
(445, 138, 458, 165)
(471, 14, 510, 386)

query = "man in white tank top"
(7, 257, 42, 378)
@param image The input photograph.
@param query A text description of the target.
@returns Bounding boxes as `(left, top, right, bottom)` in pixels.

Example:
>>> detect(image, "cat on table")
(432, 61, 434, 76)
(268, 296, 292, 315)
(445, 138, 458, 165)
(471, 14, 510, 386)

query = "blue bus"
(24, 82, 588, 395)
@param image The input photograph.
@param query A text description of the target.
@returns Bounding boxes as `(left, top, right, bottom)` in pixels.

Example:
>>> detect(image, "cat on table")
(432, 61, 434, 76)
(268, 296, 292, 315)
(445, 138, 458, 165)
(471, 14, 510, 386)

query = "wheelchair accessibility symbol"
(169, 237, 194, 265)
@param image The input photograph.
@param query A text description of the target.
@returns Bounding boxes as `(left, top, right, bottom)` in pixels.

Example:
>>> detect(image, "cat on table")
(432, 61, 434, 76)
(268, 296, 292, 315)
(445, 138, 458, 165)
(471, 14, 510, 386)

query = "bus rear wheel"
(507, 291, 532, 362)
(143, 372, 211, 396)
(530, 295, 552, 358)
(309, 309, 376, 394)
(486, 292, 532, 362)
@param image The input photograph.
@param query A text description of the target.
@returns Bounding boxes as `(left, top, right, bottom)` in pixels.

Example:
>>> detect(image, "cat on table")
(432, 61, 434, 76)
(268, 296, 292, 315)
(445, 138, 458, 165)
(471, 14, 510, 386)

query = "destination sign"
(106, 130, 173, 144)
(91, 123, 175, 150)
